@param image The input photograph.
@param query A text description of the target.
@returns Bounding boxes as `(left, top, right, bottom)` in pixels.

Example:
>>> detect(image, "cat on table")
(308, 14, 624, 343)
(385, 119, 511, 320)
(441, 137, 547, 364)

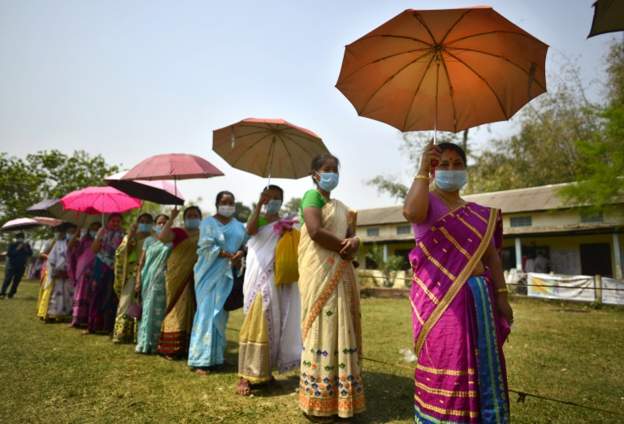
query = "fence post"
(594, 275, 603, 304)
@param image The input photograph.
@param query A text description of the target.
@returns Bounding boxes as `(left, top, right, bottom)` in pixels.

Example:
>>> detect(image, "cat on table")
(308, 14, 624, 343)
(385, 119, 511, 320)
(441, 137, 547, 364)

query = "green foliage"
(366, 244, 405, 287)
(282, 197, 301, 217)
(0, 150, 119, 226)
(235, 201, 252, 222)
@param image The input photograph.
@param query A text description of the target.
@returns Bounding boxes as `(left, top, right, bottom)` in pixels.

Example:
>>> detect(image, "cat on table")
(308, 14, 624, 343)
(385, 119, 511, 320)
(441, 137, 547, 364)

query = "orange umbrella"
(336, 6, 548, 134)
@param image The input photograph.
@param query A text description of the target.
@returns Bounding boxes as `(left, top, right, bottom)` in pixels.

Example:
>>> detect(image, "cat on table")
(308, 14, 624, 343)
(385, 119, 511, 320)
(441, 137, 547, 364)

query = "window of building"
(396, 225, 412, 235)
(366, 227, 380, 237)
(580, 210, 604, 223)
(510, 216, 532, 227)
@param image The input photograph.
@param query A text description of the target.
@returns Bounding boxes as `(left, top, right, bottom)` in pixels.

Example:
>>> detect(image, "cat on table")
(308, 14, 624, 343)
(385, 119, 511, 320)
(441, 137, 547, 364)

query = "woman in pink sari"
(69, 222, 101, 327)
(403, 141, 513, 424)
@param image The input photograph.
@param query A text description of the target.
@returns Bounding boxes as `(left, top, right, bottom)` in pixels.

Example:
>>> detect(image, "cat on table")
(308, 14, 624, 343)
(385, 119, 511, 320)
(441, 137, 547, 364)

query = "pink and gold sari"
(410, 202, 510, 424)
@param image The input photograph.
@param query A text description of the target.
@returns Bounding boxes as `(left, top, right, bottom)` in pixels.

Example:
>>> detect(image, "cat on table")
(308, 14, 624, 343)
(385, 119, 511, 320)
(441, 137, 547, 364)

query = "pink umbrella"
(61, 186, 141, 215)
(121, 153, 224, 181)
(105, 172, 185, 205)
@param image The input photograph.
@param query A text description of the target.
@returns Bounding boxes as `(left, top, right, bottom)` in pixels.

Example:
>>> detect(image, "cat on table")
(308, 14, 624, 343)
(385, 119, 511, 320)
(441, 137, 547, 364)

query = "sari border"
(301, 258, 348, 340)
(414, 207, 498, 356)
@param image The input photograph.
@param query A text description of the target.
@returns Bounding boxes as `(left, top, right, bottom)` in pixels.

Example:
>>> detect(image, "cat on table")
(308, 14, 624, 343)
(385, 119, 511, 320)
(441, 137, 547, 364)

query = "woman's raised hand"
(418, 140, 441, 175)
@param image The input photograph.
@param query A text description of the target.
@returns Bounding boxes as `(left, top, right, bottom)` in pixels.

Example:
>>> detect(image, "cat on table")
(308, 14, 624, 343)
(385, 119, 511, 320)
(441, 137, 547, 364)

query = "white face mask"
(218, 205, 236, 218)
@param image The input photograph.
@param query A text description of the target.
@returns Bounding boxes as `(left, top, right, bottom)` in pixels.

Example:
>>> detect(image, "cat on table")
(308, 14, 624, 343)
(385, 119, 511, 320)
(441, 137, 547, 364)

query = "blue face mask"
(435, 170, 468, 192)
(317, 172, 339, 192)
(138, 223, 152, 233)
(185, 218, 201, 230)
(265, 199, 282, 215)
(89, 230, 97, 238)
(153, 226, 163, 235)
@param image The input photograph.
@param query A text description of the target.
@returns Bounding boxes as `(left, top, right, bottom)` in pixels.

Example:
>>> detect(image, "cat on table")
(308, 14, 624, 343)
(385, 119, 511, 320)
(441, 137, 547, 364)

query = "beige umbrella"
(213, 118, 329, 179)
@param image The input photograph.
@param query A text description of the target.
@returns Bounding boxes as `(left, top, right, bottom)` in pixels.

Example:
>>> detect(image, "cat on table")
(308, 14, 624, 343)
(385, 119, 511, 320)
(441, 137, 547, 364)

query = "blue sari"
(136, 237, 172, 354)
(188, 216, 247, 368)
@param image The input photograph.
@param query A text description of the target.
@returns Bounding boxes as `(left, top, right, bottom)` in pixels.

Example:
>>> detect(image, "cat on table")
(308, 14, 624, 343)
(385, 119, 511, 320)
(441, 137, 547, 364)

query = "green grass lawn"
(0, 279, 623, 423)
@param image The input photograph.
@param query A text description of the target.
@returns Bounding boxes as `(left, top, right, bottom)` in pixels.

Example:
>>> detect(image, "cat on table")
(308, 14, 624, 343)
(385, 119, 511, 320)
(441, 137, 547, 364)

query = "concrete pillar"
(613, 233, 623, 280)
(515, 237, 522, 271)
(383, 244, 389, 263)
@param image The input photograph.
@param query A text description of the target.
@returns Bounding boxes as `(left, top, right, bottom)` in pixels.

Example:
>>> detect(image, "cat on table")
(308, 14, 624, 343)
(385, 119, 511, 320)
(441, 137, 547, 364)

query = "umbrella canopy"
(33, 216, 63, 227)
(336, 6, 548, 133)
(105, 172, 185, 205)
(1, 217, 42, 232)
(213, 118, 329, 179)
(26, 198, 104, 227)
(61, 187, 141, 215)
(121, 153, 223, 181)
(588, 0, 624, 38)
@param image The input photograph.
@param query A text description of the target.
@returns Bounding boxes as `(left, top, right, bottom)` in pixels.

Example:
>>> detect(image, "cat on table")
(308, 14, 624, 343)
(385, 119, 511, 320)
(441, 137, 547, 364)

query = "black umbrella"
(588, 0, 624, 38)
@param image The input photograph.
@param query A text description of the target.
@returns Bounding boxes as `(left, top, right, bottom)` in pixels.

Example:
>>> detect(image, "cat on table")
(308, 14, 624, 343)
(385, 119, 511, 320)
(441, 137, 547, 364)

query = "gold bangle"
(414, 175, 429, 181)
(496, 288, 508, 294)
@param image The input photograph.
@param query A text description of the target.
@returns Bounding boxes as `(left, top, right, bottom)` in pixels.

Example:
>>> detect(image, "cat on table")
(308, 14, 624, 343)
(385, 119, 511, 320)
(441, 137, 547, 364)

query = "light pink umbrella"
(61, 186, 141, 215)
(105, 172, 185, 205)
(1, 217, 42, 232)
(121, 153, 224, 181)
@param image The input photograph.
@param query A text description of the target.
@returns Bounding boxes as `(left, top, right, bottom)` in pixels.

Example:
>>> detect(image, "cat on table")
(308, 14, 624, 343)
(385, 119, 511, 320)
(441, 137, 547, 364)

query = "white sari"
(238, 220, 301, 383)
(46, 240, 74, 319)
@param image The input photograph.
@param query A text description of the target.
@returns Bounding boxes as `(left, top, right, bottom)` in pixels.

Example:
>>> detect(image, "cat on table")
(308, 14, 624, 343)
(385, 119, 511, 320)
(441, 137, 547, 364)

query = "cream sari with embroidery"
(298, 199, 365, 418)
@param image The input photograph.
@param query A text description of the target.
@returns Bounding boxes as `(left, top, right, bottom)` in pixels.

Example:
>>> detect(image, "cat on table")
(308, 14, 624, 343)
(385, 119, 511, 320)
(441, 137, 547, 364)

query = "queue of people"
(17, 146, 513, 422)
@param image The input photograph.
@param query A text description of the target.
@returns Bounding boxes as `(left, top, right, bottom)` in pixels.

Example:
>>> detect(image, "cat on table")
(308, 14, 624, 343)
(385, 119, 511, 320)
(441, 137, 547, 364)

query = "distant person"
(86, 214, 124, 335)
(534, 250, 550, 273)
(188, 191, 247, 375)
(69, 222, 101, 328)
(0, 232, 33, 299)
(36, 224, 74, 321)
(157, 206, 202, 359)
(524, 254, 536, 273)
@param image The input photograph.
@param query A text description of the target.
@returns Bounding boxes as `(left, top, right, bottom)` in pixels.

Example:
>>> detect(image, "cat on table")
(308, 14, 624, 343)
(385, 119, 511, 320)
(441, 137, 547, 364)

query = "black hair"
(183, 206, 203, 219)
(15, 232, 24, 238)
(311, 153, 340, 173)
(108, 213, 122, 222)
(215, 191, 235, 206)
(265, 184, 284, 199)
(437, 142, 467, 166)
(137, 213, 153, 223)
(154, 214, 169, 223)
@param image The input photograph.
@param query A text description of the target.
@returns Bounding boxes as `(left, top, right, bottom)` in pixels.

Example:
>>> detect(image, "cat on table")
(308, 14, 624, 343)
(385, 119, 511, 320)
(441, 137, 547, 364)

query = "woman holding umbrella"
(157, 206, 202, 359)
(403, 142, 512, 423)
(188, 191, 247, 374)
(86, 214, 125, 335)
(112, 213, 154, 343)
(69, 222, 101, 328)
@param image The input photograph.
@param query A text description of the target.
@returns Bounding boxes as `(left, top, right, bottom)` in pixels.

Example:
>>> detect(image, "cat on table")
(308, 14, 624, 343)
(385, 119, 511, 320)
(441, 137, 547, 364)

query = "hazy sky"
(0, 0, 617, 214)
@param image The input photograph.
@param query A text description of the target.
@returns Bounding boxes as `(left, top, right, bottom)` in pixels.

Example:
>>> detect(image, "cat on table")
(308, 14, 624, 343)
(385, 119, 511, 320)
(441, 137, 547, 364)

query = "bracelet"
(496, 288, 508, 294)
(414, 174, 429, 181)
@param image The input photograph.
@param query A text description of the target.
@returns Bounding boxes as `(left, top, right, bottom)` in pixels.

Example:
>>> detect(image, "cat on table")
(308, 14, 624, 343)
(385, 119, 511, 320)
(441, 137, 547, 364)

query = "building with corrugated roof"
(355, 182, 624, 279)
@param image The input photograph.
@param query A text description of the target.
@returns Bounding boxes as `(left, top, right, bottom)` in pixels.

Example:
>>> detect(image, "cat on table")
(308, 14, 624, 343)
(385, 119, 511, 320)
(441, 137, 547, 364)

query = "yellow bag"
(274, 229, 300, 286)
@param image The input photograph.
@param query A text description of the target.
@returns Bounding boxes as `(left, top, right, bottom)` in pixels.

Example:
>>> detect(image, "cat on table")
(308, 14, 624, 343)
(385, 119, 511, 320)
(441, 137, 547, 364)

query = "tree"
(0, 150, 119, 226)
(365, 244, 404, 288)
(235, 202, 252, 222)
(560, 41, 624, 210)
(283, 197, 302, 218)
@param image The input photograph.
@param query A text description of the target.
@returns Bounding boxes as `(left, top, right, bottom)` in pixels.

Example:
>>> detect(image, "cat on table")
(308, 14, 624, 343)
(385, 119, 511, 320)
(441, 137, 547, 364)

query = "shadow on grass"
(355, 370, 414, 423)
